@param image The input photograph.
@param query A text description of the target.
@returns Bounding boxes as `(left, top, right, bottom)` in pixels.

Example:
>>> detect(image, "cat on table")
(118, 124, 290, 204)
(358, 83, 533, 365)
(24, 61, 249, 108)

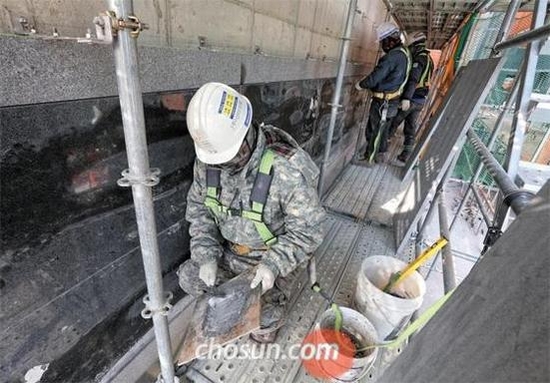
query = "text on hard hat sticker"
(218, 90, 236, 119)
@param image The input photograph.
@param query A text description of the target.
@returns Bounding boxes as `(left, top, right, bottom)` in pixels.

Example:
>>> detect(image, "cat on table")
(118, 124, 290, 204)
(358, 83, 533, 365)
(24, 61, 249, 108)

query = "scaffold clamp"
(141, 291, 173, 319)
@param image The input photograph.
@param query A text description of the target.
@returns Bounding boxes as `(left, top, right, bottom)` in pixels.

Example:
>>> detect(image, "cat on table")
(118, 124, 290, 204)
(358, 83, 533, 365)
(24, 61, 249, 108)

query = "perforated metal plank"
(185, 216, 342, 383)
(365, 166, 408, 227)
(293, 224, 398, 382)
(324, 132, 405, 223)
(185, 215, 362, 383)
(237, 219, 363, 383)
(323, 165, 361, 208)
(323, 164, 386, 220)
(394, 58, 503, 255)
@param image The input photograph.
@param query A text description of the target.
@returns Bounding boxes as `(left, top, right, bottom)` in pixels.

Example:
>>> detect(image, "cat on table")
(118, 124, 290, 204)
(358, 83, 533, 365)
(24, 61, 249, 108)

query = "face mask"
(216, 127, 256, 173)
(381, 34, 401, 53)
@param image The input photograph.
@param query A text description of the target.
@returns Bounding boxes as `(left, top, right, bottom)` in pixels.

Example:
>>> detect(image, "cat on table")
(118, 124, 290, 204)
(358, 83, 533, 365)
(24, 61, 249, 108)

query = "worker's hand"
(199, 261, 217, 287)
(401, 99, 411, 111)
(250, 264, 276, 294)
(355, 81, 363, 91)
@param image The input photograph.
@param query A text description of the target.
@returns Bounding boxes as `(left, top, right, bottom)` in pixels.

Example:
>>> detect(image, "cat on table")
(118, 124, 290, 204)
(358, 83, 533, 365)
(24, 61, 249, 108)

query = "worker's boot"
(250, 328, 280, 344)
(356, 151, 370, 162)
(375, 152, 387, 164)
(250, 285, 288, 343)
(250, 305, 285, 344)
(397, 148, 411, 163)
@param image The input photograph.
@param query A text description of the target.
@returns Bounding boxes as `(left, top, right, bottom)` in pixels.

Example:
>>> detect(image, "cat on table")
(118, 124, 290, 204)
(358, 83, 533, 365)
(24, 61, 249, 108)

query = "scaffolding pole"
(106, 0, 175, 381)
(437, 188, 457, 292)
(502, 0, 548, 181)
(491, 0, 521, 57)
(449, 77, 521, 231)
(487, 0, 548, 245)
(318, 0, 357, 195)
(466, 129, 535, 215)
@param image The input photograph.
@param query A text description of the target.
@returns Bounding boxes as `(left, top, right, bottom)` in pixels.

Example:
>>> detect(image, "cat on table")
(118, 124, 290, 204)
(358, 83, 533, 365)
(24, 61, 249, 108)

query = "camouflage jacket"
(185, 124, 326, 278)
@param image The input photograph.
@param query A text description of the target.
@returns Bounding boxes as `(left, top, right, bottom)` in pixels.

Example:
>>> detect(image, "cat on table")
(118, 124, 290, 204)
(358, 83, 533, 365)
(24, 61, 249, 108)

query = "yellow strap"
(354, 288, 456, 352)
(372, 90, 401, 100)
(383, 237, 448, 292)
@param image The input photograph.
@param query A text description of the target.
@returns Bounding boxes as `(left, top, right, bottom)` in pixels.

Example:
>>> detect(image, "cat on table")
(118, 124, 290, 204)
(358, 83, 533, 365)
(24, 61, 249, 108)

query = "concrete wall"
(0, 0, 386, 66)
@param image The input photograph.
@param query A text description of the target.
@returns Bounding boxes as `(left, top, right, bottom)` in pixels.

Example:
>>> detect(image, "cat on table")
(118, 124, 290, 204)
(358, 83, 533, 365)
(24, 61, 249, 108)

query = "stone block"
(252, 12, 296, 57)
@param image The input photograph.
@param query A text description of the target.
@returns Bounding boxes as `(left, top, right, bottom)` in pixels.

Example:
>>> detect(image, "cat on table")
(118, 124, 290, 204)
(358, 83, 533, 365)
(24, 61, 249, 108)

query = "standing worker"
(177, 83, 326, 343)
(355, 22, 411, 164)
(388, 31, 434, 163)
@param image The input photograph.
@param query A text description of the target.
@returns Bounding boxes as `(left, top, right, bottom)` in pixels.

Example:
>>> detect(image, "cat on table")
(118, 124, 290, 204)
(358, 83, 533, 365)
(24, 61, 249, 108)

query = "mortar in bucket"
(309, 307, 379, 382)
(354, 256, 426, 340)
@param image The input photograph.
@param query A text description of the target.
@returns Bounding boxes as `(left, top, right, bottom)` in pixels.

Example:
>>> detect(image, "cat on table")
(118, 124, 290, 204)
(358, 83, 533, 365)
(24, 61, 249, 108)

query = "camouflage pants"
(177, 248, 305, 333)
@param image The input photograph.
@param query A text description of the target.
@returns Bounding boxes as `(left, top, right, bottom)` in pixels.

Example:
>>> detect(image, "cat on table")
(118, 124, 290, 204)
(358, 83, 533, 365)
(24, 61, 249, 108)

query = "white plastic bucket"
(354, 256, 426, 340)
(314, 307, 379, 382)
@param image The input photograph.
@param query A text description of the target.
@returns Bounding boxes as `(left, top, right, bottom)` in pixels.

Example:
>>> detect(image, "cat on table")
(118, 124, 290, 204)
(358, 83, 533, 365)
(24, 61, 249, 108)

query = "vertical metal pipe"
(107, 0, 175, 382)
(318, 0, 358, 195)
(503, 0, 548, 181)
(425, 154, 460, 281)
(532, 124, 550, 161)
(470, 185, 492, 227)
(438, 188, 456, 292)
(491, 0, 521, 57)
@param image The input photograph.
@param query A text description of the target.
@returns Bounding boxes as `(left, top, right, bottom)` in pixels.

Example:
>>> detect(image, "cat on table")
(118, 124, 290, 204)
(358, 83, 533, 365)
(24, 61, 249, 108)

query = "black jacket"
(358, 45, 410, 93)
(402, 44, 433, 103)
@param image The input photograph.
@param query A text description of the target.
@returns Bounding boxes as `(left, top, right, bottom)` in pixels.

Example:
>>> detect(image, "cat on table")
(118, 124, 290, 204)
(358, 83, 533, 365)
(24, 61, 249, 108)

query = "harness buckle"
(227, 208, 241, 217)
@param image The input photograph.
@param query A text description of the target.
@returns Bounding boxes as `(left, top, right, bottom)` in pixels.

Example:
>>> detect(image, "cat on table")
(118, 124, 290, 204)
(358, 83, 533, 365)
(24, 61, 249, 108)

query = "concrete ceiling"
(384, 0, 537, 49)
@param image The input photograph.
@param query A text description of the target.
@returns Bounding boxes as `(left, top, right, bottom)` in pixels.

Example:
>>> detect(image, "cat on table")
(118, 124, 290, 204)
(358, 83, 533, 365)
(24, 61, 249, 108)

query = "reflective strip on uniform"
(416, 51, 433, 89)
(398, 46, 412, 95)
(203, 149, 278, 246)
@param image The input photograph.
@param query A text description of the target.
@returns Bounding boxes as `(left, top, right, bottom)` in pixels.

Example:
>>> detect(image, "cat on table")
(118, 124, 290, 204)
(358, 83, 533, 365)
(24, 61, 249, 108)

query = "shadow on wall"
(0, 77, 364, 382)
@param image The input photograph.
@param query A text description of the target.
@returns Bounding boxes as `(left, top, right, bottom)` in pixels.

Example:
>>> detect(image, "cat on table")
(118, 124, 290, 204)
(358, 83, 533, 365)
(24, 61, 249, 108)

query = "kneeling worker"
(177, 82, 326, 343)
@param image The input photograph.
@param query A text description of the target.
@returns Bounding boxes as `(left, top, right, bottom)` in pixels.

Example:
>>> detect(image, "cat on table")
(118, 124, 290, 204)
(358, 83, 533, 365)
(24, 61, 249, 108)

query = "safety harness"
(416, 49, 433, 89)
(204, 149, 278, 246)
(371, 46, 412, 100)
(368, 47, 412, 163)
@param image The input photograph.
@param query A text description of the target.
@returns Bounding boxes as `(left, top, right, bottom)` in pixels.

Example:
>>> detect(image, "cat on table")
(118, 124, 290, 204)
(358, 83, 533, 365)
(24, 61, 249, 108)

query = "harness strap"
(249, 149, 277, 246)
(416, 51, 433, 89)
(398, 46, 413, 95)
(204, 149, 278, 246)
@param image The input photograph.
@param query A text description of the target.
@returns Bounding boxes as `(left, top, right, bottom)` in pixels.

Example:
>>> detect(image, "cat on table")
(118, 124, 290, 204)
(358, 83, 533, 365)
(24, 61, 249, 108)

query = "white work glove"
(250, 264, 276, 294)
(199, 261, 217, 287)
(401, 99, 411, 111)
(355, 81, 363, 91)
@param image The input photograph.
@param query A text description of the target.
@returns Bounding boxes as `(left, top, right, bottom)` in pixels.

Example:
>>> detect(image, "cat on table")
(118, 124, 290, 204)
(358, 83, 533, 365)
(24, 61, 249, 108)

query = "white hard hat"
(376, 22, 400, 41)
(187, 82, 253, 164)
(407, 31, 427, 45)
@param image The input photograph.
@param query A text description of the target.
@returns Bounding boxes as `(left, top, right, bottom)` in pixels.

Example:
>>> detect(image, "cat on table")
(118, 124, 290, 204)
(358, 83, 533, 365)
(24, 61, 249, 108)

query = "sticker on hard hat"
(218, 91, 237, 119)
(230, 97, 239, 119)
(244, 103, 251, 127)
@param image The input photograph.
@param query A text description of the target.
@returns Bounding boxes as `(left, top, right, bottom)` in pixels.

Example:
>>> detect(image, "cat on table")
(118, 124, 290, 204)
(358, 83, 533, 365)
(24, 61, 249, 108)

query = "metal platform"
(323, 138, 407, 225)
(183, 214, 398, 383)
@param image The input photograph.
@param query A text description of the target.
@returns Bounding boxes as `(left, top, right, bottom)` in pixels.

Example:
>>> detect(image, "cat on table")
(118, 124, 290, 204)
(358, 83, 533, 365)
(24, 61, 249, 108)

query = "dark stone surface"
(0, 76, 363, 382)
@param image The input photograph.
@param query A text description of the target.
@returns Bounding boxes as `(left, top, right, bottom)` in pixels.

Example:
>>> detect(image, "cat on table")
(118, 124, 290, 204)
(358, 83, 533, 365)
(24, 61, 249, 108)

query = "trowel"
(176, 268, 261, 365)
